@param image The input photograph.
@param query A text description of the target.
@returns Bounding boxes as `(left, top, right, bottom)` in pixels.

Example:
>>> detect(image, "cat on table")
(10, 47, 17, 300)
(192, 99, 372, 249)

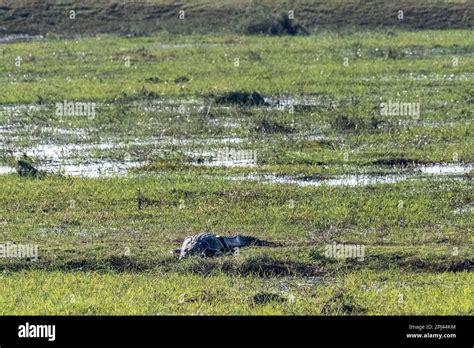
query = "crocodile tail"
(225, 235, 275, 248)
(242, 236, 272, 246)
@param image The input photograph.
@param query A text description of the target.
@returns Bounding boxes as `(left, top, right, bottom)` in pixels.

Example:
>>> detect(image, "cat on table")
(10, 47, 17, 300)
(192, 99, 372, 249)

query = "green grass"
(0, 173, 472, 314)
(0, 270, 471, 315)
(0, 28, 472, 315)
(1, 31, 473, 103)
(1, 30, 472, 167)
(1, 174, 472, 242)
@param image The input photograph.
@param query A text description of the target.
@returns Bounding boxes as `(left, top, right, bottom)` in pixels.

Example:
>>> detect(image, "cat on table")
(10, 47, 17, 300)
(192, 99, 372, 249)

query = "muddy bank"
(0, 1, 472, 39)
(1, 247, 471, 275)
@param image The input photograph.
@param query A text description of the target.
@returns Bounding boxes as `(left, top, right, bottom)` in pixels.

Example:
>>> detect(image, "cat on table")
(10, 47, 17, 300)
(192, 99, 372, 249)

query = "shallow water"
(417, 163, 473, 175)
(1, 97, 471, 178)
(230, 173, 408, 187)
(156, 43, 229, 49)
(37, 160, 142, 178)
(0, 165, 15, 175)
(0, 135, 252, 176)
(0, 34, 44, 44)
(0, 104, 43, 114)
(6, 142, 118, 161)
(187, 149, 257, 167)
(264, 95, 334, 109)
(360, 72, 474, 82)
(452, 205, 474, 215)
(3, 135, 246, 155)
(1, 124, 472, 179)
(229, 163, 473, 188)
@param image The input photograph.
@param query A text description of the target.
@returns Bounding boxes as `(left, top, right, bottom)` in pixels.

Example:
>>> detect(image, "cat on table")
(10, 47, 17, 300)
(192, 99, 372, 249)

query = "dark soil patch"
(243, 11, 309, 35)
(0, 252, 325, 277)
(320, 252, 474, 273)
(298, 173, 328, 181)
(144, 76, 162, 84)
(215, 91, 267, 106)
(17, 154, 45, 178)
(183, 255, 323, 277)
(252, 292, 287, 305)
(372, 158, 430, 167)
(254, 119, 293, 133)
(1, 249, 471, 275)
(174, 76, 190, 84)
(321, 289, 368, 315)
(330, 115, 359, 131)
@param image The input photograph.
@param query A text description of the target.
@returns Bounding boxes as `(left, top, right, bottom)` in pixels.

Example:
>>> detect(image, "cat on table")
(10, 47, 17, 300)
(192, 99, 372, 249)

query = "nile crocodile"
(173, 232, 274, 259)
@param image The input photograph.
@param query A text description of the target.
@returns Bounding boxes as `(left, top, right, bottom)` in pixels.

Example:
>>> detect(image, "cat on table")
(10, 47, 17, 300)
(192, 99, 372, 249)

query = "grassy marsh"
(0, 24, 472, 314)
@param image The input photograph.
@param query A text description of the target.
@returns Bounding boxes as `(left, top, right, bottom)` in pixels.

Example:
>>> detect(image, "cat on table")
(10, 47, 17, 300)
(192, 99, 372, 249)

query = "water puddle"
(360, 72, 474, 82)
(0, 165, 15, 175)
(156, 43, 229, 49)
(417, 163, 473, 175)
(230, 173, 408, 187)
(187, 149, 257, 167)
(296, 133, 333, 142)
(1, 97, 471, 179)
(390, 119, 456, 129)
(131, 95, 333, 112)
(368, 46, 474, 59)
(0, 134, 253, 176)
(229, 163, 473, 188)
(37, 160, 142, 178)
(208, 118, 241, 129)
(452, 205, 473, 215)
(264, 95, 334, 109)
(0, 104, 43, 115)
(2, 136, 247, 156)
(0, 159, 142, 178)
(5, 142, 118, 161)
(0, 34, 44, 44)
(157, 136, 246, 146)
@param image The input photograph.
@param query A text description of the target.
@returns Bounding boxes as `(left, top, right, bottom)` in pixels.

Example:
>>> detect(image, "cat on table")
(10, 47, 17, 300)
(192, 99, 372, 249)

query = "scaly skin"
(178, 233, 272, 258)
